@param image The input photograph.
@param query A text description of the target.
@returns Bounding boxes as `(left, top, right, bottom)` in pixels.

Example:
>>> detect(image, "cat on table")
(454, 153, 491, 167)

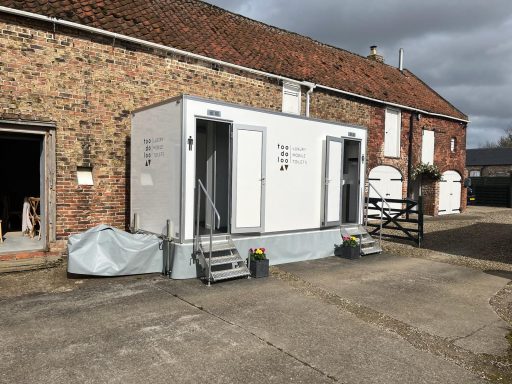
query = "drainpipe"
(304, 82, 316, 117)
(407, 112, 416, 198)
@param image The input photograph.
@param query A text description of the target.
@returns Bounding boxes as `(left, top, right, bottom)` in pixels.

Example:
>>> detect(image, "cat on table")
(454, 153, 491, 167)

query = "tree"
(484, 126, 512, 148)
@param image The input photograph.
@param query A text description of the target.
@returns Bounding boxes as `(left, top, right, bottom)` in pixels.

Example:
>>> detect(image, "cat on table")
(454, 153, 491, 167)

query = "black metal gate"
(365, 196, 424, 247)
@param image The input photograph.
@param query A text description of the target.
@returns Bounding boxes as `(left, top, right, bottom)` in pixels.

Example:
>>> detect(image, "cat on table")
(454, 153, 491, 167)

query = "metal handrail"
(365, 182, 392, 248)
(195, 179, 221, 286)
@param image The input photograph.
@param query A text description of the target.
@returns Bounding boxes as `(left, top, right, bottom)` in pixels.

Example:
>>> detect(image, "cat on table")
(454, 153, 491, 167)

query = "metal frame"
(324, 136, 344, 227)
(194, 179, 221, 286)
(341, 138, 362, 225)
(231, 124, 267, 234)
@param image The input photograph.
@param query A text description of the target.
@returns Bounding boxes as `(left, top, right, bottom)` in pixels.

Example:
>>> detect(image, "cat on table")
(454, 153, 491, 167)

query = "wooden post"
(418, 196, 424, 248)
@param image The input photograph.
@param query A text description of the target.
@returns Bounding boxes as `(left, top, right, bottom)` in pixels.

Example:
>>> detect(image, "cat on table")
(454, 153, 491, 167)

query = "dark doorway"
(195, 119, 231, 234)
(342, 139, 361, 224)
(0, 133, 44, 251)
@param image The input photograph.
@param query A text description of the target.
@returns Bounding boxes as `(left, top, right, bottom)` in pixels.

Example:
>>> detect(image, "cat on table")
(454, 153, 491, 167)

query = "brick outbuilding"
(0, 0, 468, 266)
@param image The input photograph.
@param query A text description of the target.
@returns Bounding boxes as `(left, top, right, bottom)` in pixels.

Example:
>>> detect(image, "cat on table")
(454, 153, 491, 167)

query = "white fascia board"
(0, 6, 469, 124)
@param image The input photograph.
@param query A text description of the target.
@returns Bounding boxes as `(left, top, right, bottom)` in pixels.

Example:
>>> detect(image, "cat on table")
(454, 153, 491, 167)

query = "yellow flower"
(256, 249, 263, 255)
(350, 236, 356, 241)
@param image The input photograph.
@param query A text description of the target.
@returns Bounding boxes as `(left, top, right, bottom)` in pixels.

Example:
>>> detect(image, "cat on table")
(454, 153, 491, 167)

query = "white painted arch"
(368, 165, 403, 209)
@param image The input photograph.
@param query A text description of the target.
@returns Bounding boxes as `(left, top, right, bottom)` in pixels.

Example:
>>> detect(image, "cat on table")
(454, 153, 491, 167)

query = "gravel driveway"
(384, 206, 512, 273)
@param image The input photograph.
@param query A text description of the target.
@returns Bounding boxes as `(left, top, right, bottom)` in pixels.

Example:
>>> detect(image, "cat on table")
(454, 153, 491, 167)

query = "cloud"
(205, 0, 512, 148)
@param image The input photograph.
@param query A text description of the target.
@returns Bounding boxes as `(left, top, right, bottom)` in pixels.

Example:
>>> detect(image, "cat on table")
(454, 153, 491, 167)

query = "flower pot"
(249, 258, 269, 278)
(335, 246, 360, 260)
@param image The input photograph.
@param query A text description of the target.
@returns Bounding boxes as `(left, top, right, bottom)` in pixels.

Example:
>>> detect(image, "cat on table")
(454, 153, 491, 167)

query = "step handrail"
(365, 182, 392, 248)
(195, 179, 221, 285)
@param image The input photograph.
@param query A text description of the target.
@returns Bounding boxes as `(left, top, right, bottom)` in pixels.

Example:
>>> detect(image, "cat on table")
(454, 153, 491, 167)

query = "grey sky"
(205, 0, 512, 148)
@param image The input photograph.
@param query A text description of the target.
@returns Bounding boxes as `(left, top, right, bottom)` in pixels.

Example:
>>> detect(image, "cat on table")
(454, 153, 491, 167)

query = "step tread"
(207, 254, 245, 266)
(211, 267, 250, 281)
(200, 241, 235, 253)
(341, 224, 369, 236)
(360, 237, 376, 245)
(361, 245, 382, 255)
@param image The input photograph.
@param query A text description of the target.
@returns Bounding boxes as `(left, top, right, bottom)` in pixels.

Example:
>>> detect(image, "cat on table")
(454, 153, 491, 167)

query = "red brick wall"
(0, 13, 467, 249)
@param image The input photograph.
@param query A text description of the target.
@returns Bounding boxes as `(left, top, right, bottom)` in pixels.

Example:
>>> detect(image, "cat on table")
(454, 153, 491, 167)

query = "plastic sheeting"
(67, 225, 163, 276)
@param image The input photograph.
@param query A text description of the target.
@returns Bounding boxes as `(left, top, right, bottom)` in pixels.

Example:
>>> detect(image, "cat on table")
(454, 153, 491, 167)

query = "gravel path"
(383, 206, 512, 273)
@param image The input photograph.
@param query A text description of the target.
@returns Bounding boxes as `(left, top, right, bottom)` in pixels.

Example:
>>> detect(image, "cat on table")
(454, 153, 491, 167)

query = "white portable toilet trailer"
(131, 95, 368, 280)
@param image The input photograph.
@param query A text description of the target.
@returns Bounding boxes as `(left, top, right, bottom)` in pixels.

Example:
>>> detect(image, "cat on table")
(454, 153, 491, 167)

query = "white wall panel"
(180, 97, 367, 240)
(131, 100, 182, 237)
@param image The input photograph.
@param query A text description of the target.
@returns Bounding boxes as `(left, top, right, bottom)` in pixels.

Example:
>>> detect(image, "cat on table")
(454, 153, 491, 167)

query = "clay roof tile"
(0, 0, 467, 120)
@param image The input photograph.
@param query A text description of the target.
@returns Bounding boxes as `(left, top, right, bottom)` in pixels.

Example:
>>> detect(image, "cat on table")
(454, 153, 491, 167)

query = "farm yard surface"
(1, 207, 511, 383)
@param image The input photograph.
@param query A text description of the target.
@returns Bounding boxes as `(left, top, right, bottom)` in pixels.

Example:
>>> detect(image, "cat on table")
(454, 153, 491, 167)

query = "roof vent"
(367, 45, 384, 63)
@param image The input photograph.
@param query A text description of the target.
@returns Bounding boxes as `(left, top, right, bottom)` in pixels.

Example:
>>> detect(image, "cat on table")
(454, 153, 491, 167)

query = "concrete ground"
(1, 253, 511, 383)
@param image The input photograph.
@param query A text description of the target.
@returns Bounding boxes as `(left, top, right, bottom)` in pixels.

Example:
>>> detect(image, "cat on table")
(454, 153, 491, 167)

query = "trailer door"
(231, 124, 266, 233)
(324, 136, 343, 227)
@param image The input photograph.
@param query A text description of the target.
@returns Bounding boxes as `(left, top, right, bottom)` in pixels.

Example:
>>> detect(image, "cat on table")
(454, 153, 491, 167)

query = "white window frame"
(421, 129, 435, 165)
(450, 137, 456, 153)
(282, 82, 301, 115)
(469, 170, 481, 177)
(384, 108, 401, 158)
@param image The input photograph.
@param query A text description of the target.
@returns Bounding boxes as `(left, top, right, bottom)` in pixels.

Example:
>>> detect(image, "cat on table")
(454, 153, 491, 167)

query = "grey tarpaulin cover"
(67, 225, 163, 276)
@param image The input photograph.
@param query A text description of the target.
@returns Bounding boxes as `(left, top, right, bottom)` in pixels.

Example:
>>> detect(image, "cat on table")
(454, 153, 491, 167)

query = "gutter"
(317, 84, 469, 123)
(0, 6, 469, 124)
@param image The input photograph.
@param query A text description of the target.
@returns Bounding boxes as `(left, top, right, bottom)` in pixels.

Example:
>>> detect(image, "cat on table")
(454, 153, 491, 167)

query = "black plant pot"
(249, 258, 269, 278)
(335, 246, 360, 260)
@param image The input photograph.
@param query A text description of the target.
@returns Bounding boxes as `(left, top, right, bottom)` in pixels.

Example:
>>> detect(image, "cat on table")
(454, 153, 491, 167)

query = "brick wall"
(421, 178, 439, 216)
(467, 165, 512, 177)
(0, 13, 468, 250)
(1, 14, 284, 241)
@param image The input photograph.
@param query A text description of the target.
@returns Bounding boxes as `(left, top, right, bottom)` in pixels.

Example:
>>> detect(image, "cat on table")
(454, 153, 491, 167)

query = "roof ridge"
(403, 69, 467, 120)
(196, 0, 401, 71)
(0, 0, 468, 121)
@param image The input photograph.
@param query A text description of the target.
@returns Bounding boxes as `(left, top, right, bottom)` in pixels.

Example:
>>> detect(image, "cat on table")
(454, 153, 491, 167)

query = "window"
(282, 82, 301, 115)
(384, 108, 401, 157)
(469, 170, 481, 177)
(77, 166, 94, 185)
(421, 129, 435, 165)
(450, 137, 456, 152)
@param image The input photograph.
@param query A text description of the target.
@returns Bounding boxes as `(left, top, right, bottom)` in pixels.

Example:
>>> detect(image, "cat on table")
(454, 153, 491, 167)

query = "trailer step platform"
(340, 224, 382, 256)
(195, 234, 250, 285)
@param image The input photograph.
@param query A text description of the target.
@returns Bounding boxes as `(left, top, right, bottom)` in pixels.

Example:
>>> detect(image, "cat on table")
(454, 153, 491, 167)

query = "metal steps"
(195, 234, 250, 285)
(340, 224, 382, 256)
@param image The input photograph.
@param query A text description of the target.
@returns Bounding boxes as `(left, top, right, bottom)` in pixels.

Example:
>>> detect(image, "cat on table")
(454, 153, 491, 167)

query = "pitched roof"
(0, 0, 467, 120)
(466, 148, 512, 166)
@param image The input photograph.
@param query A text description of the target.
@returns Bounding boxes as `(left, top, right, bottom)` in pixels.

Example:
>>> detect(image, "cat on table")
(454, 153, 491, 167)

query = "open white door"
(324, 137, 343, 227)
(231, 125, 266, 233)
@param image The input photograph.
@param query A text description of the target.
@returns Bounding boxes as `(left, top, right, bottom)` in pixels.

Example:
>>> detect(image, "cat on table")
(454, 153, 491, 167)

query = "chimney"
(399, 48, 404, 71)
(367, 45, 384, 63)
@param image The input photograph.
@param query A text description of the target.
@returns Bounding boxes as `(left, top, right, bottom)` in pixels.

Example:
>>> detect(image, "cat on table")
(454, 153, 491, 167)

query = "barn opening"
(0, 132, 45, 252)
